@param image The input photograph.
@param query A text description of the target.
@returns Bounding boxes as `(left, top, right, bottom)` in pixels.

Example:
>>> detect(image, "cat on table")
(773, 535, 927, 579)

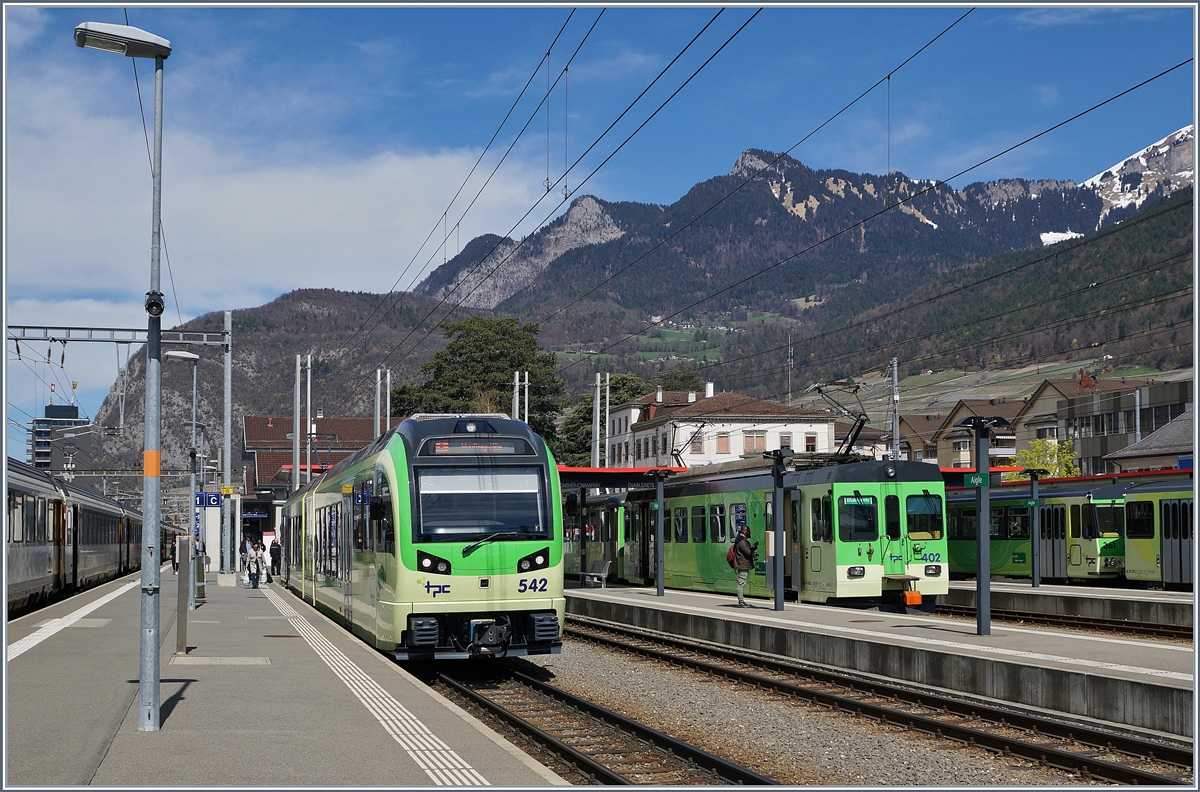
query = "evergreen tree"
(391, 317, 565, 441)
(552, 374, 654, 466)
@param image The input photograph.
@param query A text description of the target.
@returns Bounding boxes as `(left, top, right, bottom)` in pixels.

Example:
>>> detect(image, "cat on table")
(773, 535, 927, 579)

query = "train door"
(788, 495, 804, 592)
(1067, 504, 1084, 571)
(69, 505, 79, 590)
(1161, 499, 1194, 587)
(52, 500, 65, 590)
(1039, 504, 1067, 579)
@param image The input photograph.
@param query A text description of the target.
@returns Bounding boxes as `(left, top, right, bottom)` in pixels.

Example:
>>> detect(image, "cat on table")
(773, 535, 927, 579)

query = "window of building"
(690, 433, 703, 455)
(662, 433, 669, 456)
(779, 433, 792, 450)
(805, 433, 817, 453)
(624, 441, 630, 463)
(952, 439, 970, 452)
(743, 432, 765, 454)
(635, 439, 642, 461)
(652, 435, 658, 456)
(691, 505, 707, 542)
(1036, 426, 1058, 439)
(716, 433, 730, 454)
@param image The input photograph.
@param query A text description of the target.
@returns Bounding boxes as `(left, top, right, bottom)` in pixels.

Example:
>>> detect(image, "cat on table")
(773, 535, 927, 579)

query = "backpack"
(726, 544, 737, 568)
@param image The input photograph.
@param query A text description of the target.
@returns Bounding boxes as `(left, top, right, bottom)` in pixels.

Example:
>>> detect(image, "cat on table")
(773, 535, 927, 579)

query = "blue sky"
(4, 4, 1196, 451)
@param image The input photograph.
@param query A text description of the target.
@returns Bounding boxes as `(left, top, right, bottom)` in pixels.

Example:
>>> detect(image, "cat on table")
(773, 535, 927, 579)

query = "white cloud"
(5, 57, 553, 426)
(1037, 85, 1059, 106)
(4, 7, 50, 49)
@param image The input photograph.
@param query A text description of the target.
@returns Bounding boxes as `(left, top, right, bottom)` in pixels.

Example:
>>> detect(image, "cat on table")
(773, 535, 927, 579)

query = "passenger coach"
(281, 414, 564, 660)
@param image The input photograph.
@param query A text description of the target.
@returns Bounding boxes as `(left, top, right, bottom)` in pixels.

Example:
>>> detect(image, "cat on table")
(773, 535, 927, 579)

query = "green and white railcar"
(281, 414, 563, 660)
(1123, 479, 1194, 588)
(584, 458, 948, 607)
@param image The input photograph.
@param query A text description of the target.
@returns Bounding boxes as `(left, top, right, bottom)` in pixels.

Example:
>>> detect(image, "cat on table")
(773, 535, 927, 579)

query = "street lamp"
(167, 350, 199, 610)
(76, 19, 172, 734)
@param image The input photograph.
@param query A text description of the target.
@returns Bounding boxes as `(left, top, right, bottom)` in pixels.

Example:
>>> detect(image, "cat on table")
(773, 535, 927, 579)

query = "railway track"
(436, 666, 777, 785)
(935, 603, 1194, 641)
(565, 615, 1194, 786)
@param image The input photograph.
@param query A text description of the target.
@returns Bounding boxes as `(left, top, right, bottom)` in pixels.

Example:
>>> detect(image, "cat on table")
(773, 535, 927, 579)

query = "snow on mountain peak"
(1081, 125, 1194, 226)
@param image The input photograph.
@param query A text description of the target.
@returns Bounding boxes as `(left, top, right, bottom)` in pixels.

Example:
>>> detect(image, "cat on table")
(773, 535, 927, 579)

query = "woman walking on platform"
(247, 543, 266, 589)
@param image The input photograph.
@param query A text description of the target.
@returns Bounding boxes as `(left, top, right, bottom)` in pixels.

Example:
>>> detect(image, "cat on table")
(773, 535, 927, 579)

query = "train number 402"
(517, 578, 548, 593)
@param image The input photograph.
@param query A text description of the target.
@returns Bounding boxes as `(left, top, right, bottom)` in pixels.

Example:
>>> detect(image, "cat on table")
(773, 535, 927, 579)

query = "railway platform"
(564, 582, 1194, 739)
(944, 579, 1193, 628)
(5, 566, 567, 787)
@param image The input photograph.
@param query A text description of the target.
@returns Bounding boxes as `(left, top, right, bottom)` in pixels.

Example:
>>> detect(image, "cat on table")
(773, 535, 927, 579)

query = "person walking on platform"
(247, 543, 266, 589)
(269, 540, 281, 577)
(732, 525, 756, 607)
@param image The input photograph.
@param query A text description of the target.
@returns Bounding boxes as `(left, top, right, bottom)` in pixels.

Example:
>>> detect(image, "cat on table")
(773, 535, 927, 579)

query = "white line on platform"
(583, 591, 1194, 683)
(7, 581, 139, 662)
(261, 587, 490, 786)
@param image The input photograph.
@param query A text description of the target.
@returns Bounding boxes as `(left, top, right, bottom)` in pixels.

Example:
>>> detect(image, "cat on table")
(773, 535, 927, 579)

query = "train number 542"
(517, 578, 548, 593)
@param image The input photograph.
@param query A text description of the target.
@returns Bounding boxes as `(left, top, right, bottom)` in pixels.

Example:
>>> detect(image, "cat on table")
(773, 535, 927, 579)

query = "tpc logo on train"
(425, 581, 450, 597)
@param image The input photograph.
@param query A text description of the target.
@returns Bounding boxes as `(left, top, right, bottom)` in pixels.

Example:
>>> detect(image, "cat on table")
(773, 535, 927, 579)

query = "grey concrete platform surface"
(566, 584, 1195, 738)
(5, 566, 566, 787)
(943, 579, 1193, 627)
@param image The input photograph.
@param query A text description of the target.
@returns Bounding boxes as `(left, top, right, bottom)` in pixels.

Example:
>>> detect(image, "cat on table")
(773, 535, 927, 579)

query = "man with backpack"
(730, 525, 756, 607)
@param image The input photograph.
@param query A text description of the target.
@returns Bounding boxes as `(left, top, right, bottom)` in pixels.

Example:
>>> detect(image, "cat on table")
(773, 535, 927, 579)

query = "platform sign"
(221, 485, 233, 496)
(195, 492, 222, 508)
(650, 501, 659, 511)
(732, 503, 747, 530)
(965, 473, 986, 487)
(1025, 499, 1038, 508)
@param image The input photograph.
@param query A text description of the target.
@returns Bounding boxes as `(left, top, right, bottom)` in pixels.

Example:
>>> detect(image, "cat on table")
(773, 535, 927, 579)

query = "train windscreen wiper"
(461, 529, 535, 557)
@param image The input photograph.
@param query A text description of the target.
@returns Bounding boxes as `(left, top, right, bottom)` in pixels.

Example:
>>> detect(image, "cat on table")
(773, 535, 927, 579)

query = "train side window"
(1070, 505, 1081, 538)
(838, 495, 878, 542)
(11, 493, 23, 542)
(673, 508, 688, 543)
(375, 472, 394, 556)
(810, 499, 822, 542)
(36, 498, 47, 543)
(1007, 507, 1030, 539)
(765, 499, 772, 537)
(691, 505, 706, 543)
(710, 504, 726, 543)
(25, 494, 37, 544)
(791, 499, 801, 543)
(624, 508, 631, 543)
(989, 507, 1004, 539)
(953, 508, 977, 540)
(884, 495, 901, 540)
(906, 493, 943, 540)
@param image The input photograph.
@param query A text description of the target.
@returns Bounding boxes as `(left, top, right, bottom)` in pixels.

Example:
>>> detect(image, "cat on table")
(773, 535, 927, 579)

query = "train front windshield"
(415, 466, 547, 541)
(1093, 504, 1124, 538)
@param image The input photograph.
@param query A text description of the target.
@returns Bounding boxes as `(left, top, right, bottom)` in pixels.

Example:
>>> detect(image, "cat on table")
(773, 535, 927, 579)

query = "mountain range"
(84, 125, 1193, 487)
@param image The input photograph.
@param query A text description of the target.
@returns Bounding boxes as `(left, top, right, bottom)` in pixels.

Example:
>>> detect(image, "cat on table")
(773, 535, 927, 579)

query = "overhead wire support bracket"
(8, 326, 226, 347)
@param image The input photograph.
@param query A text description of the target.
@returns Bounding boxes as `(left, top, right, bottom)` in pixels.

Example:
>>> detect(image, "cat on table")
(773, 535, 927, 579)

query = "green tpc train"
(281, 414, 564, 659)
(567, 458, 949, 608)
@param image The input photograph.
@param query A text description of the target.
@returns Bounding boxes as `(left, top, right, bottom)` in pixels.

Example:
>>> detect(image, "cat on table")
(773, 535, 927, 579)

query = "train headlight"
(847, 566, 866, 578)
(417, 550, 452, 576)
(517, 547, 551, 573)
(924, 564, 942, 576)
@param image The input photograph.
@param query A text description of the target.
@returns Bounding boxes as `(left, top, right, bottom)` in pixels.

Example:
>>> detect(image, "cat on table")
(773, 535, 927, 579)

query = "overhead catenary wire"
(341, 10, 600, 361)
(556, 56, 1194, 376)
(537, 8, 975, 328)
(693, 239, 1194, 383)
(339, 9, 755, 410)
(340, 9, 579, 354)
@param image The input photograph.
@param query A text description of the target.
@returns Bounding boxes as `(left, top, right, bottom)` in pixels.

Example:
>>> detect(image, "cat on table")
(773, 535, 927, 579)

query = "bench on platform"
(579, 560, 612, 588)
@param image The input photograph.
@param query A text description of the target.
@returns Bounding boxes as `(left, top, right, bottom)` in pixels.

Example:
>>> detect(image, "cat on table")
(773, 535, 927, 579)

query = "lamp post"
(167, 350, 199, 610)
(75, 19, 172, 733)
